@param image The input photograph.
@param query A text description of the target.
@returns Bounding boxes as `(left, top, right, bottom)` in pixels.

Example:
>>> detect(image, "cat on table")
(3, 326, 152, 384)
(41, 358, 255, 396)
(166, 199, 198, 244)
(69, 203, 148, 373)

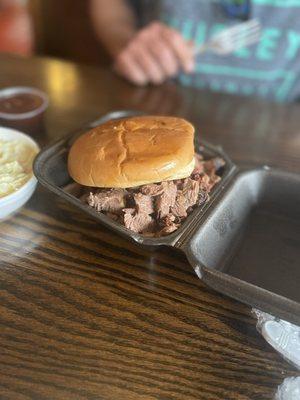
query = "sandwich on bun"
(68, 116, 195, 188)
(68, 116, 224, 236)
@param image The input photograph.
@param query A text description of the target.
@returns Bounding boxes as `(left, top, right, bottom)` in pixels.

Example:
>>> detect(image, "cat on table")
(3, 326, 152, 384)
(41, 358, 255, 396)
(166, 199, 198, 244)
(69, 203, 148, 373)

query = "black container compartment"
(185, 168, 300, 325)
(34, 110, 235, 247)
(34, 110, 300, 325)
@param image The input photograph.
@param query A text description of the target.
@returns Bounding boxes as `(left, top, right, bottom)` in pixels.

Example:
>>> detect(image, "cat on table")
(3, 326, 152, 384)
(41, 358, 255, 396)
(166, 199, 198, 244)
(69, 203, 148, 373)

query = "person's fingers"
(142, 22, 179, 77)
(114, 50, 148, 85)
(129, 41, 166, 85)
(161, 26, 195, 73)
(147, 38, 179, 77)
(114, 21, 194, 85)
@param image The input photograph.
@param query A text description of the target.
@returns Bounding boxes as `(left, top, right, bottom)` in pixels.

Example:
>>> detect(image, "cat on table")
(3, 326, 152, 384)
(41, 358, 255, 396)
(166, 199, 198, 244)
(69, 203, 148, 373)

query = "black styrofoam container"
(33, 110, 300, 325)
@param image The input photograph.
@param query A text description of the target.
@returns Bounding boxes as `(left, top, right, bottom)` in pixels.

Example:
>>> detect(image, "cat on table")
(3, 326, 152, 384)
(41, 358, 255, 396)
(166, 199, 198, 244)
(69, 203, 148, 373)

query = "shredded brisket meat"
(79, 155, 224, 236)
(87, 188, 126, 213)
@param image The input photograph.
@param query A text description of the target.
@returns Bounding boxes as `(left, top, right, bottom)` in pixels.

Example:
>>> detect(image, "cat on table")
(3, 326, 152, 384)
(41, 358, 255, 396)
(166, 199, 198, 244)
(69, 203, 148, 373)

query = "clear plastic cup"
(0, 86, 49, 135)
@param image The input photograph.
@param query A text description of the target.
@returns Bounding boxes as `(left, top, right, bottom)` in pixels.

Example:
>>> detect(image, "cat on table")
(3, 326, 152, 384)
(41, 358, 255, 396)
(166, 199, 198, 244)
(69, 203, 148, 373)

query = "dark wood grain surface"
(0, 54, 299, 400)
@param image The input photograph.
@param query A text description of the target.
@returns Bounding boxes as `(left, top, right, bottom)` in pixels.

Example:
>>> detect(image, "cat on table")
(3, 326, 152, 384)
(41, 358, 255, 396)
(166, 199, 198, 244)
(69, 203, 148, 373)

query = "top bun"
(68, 115, 195, 188)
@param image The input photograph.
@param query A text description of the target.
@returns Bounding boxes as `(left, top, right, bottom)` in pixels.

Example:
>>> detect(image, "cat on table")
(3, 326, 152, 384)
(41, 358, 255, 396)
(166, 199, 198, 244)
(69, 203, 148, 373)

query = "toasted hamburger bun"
(68, 115, 195, 188)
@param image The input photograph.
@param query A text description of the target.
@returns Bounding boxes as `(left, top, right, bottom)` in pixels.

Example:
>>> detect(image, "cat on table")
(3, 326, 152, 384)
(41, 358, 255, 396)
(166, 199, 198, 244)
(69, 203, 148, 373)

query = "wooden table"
(0, 54, 299, 400)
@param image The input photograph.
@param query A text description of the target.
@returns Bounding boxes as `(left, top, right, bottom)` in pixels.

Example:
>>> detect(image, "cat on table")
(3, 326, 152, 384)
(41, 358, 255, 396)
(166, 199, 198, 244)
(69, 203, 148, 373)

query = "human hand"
(113, 21, 195, 86)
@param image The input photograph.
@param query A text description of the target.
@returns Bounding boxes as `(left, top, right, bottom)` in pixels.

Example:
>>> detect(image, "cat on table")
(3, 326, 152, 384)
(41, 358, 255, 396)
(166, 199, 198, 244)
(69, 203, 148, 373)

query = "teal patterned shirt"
(135, 0, 300, 102)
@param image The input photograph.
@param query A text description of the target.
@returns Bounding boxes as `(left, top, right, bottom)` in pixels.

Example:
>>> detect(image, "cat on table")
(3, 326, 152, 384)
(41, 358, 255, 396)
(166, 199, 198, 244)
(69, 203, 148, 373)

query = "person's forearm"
(90, 0, 137, 58)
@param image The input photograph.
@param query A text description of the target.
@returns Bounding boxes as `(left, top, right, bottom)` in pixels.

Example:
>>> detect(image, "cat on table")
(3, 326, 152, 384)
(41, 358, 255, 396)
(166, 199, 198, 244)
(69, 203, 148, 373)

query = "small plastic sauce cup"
(0, 86, 48, 135)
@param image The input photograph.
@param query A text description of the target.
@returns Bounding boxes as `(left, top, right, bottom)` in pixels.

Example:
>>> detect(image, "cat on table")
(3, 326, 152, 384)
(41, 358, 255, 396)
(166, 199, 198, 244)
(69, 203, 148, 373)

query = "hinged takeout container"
(34, 111, 300, 325)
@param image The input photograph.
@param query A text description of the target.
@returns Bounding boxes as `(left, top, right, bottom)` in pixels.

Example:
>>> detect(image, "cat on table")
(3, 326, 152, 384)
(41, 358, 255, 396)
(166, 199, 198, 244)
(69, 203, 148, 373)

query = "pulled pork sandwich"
(68, 116, 224, 236)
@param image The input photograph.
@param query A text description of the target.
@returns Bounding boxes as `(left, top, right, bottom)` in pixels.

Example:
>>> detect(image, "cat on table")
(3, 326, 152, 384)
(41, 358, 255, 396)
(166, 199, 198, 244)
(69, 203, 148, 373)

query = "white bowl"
(0, 127, 39, 221)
